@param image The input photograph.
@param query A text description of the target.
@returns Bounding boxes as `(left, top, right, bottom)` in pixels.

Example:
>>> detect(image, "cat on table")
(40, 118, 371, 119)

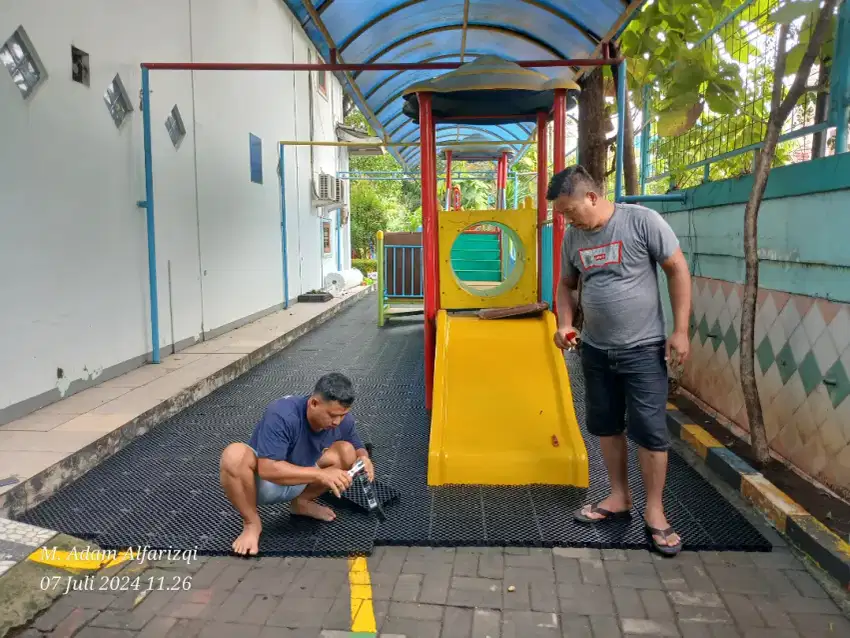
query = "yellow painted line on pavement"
(27, 547, 131, 570)
(348, 556, 377, 633)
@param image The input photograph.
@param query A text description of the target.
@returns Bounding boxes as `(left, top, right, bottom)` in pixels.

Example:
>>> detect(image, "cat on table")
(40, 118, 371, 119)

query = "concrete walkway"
(9, 543, 850, 637)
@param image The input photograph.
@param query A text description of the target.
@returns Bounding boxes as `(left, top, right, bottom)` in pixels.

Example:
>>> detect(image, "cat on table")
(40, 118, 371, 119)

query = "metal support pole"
(376, 231, 385, 327)
(140, 67, 160, 364)
(640, 84, 650, 195)
(513, 170, 519, 209)
(552, 89, 567, 315)
(536, 110, 549, 303)
(419, 92, 439, 410)
(444, 150, 453, 210)
(279, 144, 290, 309)
(831, 0, 850, 153)
(502, 156, 507, 208)
(142, 59, 625, 72)
(615, 59, 627, 202)
(336, 211, 342, 272)
(494, 154, 503, 209)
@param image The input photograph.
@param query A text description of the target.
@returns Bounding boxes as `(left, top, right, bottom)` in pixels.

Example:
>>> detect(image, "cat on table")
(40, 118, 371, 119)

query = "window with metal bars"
(0, 27, 45, 99)
(104, 74, 132, 128)
(165, 105, 186, 147)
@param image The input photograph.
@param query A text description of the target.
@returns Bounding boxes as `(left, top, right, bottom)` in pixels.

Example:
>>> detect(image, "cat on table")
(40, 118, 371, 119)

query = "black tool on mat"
(347, 458, 387, 521)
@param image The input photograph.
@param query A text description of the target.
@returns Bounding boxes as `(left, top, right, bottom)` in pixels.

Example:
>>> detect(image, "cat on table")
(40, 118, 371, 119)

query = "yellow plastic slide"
(428, 309, 589, 487)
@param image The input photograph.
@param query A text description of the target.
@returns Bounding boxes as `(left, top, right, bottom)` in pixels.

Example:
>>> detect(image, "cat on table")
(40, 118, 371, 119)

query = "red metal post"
(536, 110, 548, 302)
(419, 92, 439, 410)
(552, 89, 567, 316)
(444, 150, 453, 211)
(500, 152, 510, 208)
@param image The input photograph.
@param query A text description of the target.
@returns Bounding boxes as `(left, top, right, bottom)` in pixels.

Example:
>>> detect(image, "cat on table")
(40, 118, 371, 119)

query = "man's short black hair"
(312, 372, 355, 407)
(546, 165, 602, 201)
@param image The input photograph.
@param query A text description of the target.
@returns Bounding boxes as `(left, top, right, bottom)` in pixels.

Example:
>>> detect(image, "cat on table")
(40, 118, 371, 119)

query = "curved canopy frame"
(281, 0, 645, 168)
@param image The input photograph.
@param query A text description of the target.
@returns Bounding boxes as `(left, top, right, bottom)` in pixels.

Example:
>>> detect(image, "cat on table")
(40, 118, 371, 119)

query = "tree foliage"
(614, 0, 833, 190)
(344, 110, 424, 253)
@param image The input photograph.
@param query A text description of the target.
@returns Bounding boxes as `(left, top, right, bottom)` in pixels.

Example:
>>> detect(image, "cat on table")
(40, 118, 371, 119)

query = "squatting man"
(220, 373, 373, 556)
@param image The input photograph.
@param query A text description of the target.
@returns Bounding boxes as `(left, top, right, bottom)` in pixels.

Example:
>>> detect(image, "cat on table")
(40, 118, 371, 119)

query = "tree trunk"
(578, 69, 607, 187)
(741, 0, 838, 466)
(575, 68, 607, 332)
(741, 130, 778, 466)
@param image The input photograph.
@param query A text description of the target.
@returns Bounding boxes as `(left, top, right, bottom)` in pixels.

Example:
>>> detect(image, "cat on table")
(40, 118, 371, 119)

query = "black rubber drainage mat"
(17, 296, 771, 556)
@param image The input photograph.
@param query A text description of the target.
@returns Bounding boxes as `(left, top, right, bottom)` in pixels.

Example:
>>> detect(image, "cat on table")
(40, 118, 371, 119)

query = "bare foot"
(232, 520, 261, 556)
(579, 493, 632, 520)
(645, 508, 681, 547)
(291, 498, 336, 521)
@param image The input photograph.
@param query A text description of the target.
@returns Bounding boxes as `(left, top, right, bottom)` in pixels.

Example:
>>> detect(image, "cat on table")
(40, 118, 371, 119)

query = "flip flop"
(645, 524, 682, 556)
(573, 503, 632, 523)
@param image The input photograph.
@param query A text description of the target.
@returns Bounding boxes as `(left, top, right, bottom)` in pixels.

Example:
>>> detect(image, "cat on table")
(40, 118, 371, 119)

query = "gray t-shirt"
(560, 203, 679, 350)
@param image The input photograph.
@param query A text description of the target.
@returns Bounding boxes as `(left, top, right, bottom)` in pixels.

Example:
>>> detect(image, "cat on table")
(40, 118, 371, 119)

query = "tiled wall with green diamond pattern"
(684, 277, 850, 494)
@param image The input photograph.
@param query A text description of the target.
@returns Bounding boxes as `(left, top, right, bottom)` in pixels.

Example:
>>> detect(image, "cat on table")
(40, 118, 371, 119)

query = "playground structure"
(394, 55, 610, 487)
(374, 138, 522, 327)
(131, 8, 673, 491)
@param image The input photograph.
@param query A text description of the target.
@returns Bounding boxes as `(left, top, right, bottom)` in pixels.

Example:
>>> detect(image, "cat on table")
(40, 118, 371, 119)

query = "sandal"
(573, 503, 632, 523)
(645, 524, 682, 556)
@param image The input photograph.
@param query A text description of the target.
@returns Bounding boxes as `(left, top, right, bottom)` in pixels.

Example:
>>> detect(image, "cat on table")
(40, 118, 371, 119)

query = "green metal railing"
(640, 0, 850, 192)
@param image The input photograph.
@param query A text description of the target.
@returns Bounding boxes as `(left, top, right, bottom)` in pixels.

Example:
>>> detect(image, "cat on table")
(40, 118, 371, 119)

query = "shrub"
(352, 259, 377, 276)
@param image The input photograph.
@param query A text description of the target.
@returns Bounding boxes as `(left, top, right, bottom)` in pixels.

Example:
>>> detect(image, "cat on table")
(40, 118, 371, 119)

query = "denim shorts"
(579, 339, 670, 451)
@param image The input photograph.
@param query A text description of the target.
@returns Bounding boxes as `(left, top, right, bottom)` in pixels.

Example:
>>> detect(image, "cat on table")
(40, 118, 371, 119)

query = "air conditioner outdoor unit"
(334, 178, 346, 204)
(314, 172, 337, 204)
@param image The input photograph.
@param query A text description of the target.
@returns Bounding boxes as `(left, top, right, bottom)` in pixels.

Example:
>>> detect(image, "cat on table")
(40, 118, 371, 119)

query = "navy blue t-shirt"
(248, 395, 364, 467)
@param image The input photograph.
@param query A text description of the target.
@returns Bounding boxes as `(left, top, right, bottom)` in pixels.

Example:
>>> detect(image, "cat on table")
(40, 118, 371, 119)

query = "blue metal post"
(336, 210, 342, 271)
(640, 84, 650, 195)
(615, 59, 627, 202)
(831, 0, 850, 153)
(279, 144, 290, 309)
(512, 171, 519, 208)
(141, 67, 160, 364)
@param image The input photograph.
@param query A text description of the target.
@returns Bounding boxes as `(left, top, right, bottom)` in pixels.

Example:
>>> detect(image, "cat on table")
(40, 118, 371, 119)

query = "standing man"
(547, 166, 691, 556)
(219, 372, 374, 556)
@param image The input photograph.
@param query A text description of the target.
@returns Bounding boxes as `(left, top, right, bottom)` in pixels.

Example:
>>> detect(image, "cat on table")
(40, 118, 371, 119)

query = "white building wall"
(0, 0, 350, 423)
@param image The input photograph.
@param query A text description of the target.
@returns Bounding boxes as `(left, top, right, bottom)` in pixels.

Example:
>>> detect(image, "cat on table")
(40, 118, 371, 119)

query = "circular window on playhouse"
(449, 222, 525, 297)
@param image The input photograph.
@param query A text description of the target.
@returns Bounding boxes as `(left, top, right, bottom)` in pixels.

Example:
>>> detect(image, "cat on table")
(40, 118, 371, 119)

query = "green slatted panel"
(451, 233, 502, 282)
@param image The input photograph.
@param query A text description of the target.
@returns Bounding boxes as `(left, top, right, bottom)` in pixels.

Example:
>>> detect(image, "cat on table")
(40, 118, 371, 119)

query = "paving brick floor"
(12, 544, 850, 638)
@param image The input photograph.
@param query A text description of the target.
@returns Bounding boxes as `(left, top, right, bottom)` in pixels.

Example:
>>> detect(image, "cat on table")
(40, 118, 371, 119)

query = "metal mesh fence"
(508, 171, 538, 208)
(643, 0, 840, 191)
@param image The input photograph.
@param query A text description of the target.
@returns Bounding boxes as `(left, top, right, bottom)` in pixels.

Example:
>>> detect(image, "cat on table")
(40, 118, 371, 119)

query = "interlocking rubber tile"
(13, 295, 772, 555)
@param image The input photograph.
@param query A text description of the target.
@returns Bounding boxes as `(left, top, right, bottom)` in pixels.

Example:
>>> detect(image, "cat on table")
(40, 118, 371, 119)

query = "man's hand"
(554, 326, 579, 350)
(318, 467, 352, 498)
(666, 330, 690, 366)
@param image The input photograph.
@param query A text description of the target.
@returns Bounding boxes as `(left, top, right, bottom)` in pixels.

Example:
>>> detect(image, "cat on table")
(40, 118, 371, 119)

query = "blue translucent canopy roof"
(281, 0, 643, 169)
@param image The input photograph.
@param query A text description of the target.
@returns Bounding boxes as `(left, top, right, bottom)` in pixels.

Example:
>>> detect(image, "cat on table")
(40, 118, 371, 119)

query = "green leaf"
(705, 84, 738, 114)
(620, 29, 642, 55)
(784, 42, 807, 75)
(769, 0, 819, 25)
(658, 0, 676, 14)
(657, 101, 704, 136)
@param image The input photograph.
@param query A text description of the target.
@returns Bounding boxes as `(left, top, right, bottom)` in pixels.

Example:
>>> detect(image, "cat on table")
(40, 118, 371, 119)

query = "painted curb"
(666, 403, 850, 591)
(0, 286, 375, 519)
